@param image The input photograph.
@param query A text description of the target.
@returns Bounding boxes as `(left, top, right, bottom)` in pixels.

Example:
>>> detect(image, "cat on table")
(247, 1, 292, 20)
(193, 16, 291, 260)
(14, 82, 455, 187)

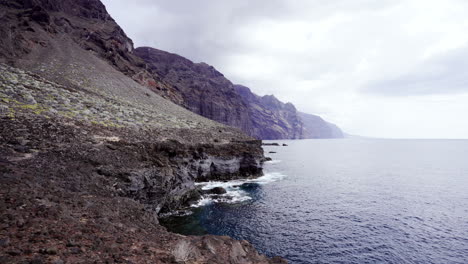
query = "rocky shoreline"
(0, 65, 285, 263)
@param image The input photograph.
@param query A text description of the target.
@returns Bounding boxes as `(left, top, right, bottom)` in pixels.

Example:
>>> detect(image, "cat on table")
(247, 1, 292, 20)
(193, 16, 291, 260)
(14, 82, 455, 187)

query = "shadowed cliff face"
(235, 85, 345, 139)
(235, 85, 304, 139)
(134, 47, 253, 134)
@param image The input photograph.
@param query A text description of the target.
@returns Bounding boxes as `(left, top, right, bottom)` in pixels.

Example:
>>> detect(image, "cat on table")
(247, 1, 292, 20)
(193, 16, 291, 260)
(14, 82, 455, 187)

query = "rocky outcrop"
(134, 47, 253, 134)
(113, 139, 264, 213)
(298, 112, 344, 139)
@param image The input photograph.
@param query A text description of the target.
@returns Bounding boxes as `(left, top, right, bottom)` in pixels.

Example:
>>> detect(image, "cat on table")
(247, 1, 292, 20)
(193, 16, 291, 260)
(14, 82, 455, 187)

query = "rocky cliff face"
(134, 47, 253, 134)
(234, 85, 304, 139)
(299, 112, 344, 139)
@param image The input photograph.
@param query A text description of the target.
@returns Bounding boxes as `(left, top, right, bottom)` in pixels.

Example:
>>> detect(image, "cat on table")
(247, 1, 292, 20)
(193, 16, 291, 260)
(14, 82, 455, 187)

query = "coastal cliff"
(0, 0, 285, 263)
(299, 112, 344, 139)
(134, 47, 253, 135)
(234, 85, 304, 139)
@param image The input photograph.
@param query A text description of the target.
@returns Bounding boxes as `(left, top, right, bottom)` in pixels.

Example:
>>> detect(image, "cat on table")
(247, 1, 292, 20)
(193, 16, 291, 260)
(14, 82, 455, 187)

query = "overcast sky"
(102, 0, 468, 139)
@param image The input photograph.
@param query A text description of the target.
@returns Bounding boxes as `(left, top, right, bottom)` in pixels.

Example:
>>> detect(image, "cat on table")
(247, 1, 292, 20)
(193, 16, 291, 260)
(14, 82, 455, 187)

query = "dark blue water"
(162, 139, 468, 264)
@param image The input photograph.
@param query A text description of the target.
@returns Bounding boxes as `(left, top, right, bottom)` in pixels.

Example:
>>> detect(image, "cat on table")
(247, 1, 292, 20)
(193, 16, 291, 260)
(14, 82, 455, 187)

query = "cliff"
(234, 85, 344, 139)
(234, 85, 304, 139)
(299, 112, 344, 139)
(134, 47, 253, 134)
(0, 1, 285, 263)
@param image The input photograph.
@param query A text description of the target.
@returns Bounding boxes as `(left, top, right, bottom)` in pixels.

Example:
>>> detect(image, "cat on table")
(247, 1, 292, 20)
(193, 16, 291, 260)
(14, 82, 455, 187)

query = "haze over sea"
(163, 139, 468, 264)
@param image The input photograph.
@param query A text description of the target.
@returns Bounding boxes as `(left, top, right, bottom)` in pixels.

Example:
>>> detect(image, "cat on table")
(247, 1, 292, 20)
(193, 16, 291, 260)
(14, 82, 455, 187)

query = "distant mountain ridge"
(299, 112, 344, 139)
(134, 47, 344, 139)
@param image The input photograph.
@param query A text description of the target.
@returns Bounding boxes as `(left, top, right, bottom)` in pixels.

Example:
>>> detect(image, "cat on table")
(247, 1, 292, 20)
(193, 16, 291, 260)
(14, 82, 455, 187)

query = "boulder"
(203, 187, 227, 195)
(262, 143, 280, 146)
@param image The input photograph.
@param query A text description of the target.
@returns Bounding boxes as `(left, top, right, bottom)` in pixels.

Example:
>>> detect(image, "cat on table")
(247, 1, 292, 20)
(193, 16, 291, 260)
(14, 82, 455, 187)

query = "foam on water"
(192, 172, 285, 207)
(264, 160, 282, 165)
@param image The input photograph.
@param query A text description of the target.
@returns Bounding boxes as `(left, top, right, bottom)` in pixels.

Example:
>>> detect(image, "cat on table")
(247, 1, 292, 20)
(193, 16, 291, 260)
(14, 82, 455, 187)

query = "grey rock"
(24, 93, 37, 104)
(0, 237, 10, 247)
(0, 105, 9, 116)
(203, 187, 227, 195)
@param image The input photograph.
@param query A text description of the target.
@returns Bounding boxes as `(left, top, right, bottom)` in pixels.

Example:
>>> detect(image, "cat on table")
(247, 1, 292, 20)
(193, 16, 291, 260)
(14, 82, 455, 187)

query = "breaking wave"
(191, 172, 285, 207)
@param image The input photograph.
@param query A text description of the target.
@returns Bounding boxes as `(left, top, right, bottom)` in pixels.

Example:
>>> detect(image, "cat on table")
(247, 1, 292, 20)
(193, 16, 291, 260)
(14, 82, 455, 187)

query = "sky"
(102, 0, 468, 139)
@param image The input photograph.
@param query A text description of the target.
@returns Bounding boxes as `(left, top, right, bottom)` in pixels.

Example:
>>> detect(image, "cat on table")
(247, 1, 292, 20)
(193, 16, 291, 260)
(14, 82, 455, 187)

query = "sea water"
(161, 139, 468, 264)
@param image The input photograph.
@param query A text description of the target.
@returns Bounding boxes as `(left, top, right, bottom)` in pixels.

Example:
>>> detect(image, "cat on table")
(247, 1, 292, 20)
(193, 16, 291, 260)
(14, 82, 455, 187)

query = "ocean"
(161, 139, 468, 264)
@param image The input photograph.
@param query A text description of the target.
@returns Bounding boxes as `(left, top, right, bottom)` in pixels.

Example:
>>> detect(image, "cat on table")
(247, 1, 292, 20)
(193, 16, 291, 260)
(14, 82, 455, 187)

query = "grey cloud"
(363, 45, 468, 96)
(103, 0, 290, 64)
(102, 0, 400, 65)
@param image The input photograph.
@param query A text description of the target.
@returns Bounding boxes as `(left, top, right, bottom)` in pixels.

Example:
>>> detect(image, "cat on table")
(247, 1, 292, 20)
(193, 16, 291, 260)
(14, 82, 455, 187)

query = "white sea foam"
(191, 172, 285, 208)
(265, 160, 282, 164)
(190, 196, 214, 207)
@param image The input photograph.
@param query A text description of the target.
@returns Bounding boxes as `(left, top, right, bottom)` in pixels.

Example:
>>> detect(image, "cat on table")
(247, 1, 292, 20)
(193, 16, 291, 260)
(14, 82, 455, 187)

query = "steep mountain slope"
(299, 112, 344, 139)
(0, 0, 182, 102)
(234, 85, 304, 139)
(134, 47, 253, 134)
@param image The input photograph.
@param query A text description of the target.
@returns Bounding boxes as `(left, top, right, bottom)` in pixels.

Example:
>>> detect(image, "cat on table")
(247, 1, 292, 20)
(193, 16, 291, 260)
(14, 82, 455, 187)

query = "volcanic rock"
(203, 187, 228, 195)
